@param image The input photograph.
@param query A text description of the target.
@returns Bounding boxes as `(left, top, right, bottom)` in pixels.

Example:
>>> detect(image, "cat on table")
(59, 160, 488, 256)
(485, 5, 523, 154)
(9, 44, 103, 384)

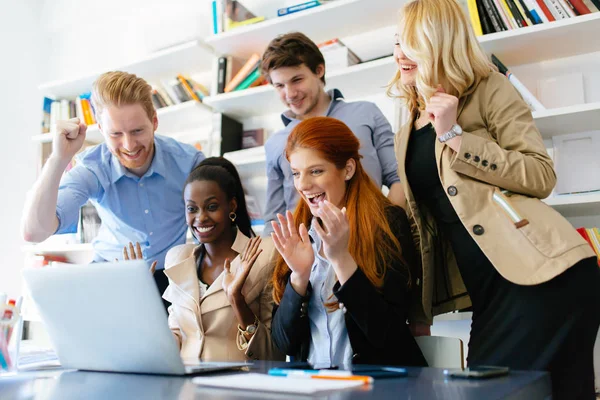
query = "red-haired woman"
(269, 116, 427, 368)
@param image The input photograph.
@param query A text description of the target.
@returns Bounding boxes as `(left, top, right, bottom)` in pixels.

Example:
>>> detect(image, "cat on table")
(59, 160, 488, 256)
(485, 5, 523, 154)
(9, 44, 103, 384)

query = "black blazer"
(271, 206, 427, 367)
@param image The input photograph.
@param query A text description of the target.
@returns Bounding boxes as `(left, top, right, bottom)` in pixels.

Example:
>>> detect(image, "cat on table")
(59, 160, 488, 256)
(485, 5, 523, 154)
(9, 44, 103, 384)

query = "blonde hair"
(91, 71, 155, 121)
(387, 0, 495, 112)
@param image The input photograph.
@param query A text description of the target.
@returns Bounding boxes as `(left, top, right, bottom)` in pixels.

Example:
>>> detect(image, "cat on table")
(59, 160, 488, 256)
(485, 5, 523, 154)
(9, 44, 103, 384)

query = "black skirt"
(405, 123, 600, 399)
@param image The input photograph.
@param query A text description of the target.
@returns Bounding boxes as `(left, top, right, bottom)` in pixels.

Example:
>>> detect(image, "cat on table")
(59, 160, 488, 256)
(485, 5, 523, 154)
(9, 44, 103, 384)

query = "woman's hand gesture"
(222, 236, 263, 301)
(271, 211, 314, 295)
(313, 200, 357, 285)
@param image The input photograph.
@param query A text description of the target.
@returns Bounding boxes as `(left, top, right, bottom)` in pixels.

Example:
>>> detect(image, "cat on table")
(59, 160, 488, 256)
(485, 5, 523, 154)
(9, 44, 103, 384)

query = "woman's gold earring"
(229, 212, 237, 222)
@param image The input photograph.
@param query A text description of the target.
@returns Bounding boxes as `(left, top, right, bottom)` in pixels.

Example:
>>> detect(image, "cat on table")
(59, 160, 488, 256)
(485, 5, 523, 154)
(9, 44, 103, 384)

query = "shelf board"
(223, 146, 266, 166)
(32, 101, 213, 144)
(205, 0, 401, 59)
(38, 40, 214, 98)
(543, 192, 600, 217)
(21, 243, 94, 253)
(204, 56, 397, 119)
(533, 102, 600, 138)
(479, 13, 600, 66)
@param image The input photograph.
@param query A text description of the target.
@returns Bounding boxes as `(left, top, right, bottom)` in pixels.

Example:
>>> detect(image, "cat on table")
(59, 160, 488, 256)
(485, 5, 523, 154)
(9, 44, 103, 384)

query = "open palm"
(222, 236, 263, 300)
(271, 211, 314, 279)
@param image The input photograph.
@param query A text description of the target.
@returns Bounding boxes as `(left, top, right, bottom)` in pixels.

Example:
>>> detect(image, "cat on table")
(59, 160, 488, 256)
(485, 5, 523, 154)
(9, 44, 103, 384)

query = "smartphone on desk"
(445, 366, 510, 379)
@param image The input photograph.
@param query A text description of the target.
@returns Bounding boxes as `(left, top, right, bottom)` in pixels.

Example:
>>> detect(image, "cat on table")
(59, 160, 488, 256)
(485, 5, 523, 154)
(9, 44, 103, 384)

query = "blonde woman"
(390, 0, 600, 398)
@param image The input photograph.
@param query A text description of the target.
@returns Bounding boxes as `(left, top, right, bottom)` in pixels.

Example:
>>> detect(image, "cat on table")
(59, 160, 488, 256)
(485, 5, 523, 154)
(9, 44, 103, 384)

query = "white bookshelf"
(533, 102, 600, 138)
(31, 100, 214, 144)
(204, 56, 396, 119)
(543, 192, 600, 217)
(479, 13, 600, 66)
(223, 145, 266, 166)
(38, 40, 214, 99)
(206, 0, 401, 58)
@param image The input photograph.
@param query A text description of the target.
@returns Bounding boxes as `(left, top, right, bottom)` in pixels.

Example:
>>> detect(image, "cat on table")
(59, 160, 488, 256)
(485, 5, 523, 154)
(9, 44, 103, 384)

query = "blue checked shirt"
(55, 135, 204, 269)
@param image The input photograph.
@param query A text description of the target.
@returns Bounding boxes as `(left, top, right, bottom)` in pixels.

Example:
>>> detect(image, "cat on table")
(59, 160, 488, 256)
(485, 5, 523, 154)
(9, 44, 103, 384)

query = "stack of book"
(216, 53, 266, 94)
(464, 0, 599, 35)
(151, 75, 209, 108)
(318, 38, 361, 71)
(576, 227, 600, 265)
(40, 75, 209, 134)
(42, 94, 96, 134)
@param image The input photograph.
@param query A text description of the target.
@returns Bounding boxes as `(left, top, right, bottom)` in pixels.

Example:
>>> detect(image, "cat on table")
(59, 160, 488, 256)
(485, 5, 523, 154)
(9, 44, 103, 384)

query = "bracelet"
(236, 315, 259, 350)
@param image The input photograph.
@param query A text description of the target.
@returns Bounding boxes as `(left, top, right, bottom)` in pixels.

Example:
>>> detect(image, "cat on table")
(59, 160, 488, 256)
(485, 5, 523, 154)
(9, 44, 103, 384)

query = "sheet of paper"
(192, 373, 364, 394)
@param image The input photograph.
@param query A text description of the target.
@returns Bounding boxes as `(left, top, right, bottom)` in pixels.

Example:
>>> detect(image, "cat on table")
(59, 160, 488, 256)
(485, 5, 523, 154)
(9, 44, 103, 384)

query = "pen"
(268, 368, 373, 384)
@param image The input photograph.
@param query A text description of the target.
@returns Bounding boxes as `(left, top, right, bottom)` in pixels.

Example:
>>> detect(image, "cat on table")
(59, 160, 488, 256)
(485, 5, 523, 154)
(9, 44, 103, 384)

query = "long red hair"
(272, 116, 407, 304)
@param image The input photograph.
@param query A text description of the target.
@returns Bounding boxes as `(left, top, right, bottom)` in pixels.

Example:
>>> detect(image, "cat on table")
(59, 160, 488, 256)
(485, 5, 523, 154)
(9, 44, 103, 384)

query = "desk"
(0, 361, 551, 400)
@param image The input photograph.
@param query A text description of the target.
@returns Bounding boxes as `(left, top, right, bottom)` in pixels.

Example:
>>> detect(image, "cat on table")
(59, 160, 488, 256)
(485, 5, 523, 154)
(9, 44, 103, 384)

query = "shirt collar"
(281, 88, 345, 127)
(109, 138, 166, 183)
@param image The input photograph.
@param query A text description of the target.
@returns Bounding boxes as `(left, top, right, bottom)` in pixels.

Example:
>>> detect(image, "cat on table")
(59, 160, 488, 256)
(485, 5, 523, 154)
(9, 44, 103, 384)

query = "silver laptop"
(22, 260, 249, 375)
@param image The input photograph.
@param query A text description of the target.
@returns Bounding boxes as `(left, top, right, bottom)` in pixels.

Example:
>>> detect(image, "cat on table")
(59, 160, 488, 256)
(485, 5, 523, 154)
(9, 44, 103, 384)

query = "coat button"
(490, 164, 497, 171)
(473, 225, 485, 235)
(464, 152, 471, 159)
(473, 156, 480, 162)
(482, 160, 489, 167)
(447, 186, 458, 196)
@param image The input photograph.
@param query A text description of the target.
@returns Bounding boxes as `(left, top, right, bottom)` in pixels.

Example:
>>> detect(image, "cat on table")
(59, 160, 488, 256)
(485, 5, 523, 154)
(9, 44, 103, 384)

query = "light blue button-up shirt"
(306, 220, 353, 369)
(55, 135, 204, 269)
(263, 89, 399, 235)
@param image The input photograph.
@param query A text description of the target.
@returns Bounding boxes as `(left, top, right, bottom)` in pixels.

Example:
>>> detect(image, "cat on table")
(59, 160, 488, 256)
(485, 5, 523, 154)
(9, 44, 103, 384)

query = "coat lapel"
(163, 246, 201, 312)
(199, 230, 251, 314)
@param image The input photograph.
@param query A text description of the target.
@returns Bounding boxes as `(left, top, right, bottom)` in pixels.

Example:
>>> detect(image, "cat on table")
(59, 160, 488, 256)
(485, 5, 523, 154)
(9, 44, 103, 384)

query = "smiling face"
(288, 147, 355, 214)
(99, 103, 158, 176)
(184, 180, 237, 244)
(269, 64, 326, 119)
(393, 34, 418, 87)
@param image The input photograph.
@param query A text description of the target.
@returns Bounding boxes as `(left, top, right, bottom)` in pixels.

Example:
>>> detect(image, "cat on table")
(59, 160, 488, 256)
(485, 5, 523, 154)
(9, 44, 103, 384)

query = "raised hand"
(425, 86, 459, 138)
(222, 236, 263, 301)
(271, 211, 314, 294)
(312, 200, 351, 263)
(52, 118, 87, 165)
(122, 242, 157, 275)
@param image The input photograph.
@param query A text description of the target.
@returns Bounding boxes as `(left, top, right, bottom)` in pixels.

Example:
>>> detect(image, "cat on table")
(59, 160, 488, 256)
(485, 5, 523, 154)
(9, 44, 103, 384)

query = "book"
(505, 0, 529, 26)
(558, 0, 579, 15)
(493, 0, 516, 28)
(516, 0, 538, 23)
(278, 1, 322, 17)
(224, 53, 260, 93)
(241, 128, 264, 149)
(227, 16, 265, 30)
(233, 67, 262, 91)
(482, 0, 508, 31)
(544, 0, 570, 19)
(177, 74, 201, 102)
(476, 0, 495, 33)
(567, 0, 592, 13)
(524, 0, 549, 22)
(41, 97, 53, 134)
(535, 0, 556, 20)
(583, 0, 600, 11)
(499, 0, 519, 28)
(467, 0, 484, 35)
(222, 0, 264, 31)
(213, 113, 243, 155)
(491, 54, 545, 111)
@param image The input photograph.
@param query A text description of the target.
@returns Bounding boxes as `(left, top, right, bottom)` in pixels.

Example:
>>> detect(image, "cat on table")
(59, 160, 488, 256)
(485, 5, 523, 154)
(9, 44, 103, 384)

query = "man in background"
(260, 32, 405, 234)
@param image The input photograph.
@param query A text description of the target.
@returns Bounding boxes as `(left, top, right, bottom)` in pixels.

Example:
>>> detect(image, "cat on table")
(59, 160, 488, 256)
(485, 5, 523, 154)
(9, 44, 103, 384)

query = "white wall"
(0, 1, 46, 299)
